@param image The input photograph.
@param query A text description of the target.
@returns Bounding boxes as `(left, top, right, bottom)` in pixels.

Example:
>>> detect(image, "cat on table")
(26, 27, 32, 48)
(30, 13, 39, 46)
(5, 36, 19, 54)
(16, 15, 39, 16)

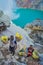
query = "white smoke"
(0, 0, 13, 11)
(0, 0, 20, 20)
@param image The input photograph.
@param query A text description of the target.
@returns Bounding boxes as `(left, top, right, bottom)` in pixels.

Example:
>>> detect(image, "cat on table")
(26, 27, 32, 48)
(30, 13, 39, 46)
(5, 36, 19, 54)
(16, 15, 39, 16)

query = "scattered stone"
(21, 57, 25, 62)
(1, 62, 6, 65)
(14, 55, 19, 60)
(8, 62, 16, 65)
(1, 47, 10, 58)
(27, 61, 40, 65)
(0, 51, 4, 60)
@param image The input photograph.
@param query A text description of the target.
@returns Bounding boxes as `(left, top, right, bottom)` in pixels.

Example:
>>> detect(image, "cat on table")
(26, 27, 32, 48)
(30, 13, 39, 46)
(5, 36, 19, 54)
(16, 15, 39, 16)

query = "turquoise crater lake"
(12, 8, 43, 28)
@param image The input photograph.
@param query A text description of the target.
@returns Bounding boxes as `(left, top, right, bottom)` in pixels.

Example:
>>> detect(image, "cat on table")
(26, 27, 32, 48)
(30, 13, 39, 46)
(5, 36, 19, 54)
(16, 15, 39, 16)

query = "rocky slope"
(15, 0, 43, 10)
(0, 11, 43, 65)
(24, 19, 43, 53)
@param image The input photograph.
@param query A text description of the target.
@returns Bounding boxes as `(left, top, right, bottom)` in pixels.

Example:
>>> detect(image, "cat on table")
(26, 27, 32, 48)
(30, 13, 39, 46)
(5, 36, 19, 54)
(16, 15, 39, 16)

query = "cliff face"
(31, 19, 43, 26)
(24, 19, 43, 54)
(25, 19, 43, 27)
(15, 0, 43, 10)
(0, 10, 10, 27)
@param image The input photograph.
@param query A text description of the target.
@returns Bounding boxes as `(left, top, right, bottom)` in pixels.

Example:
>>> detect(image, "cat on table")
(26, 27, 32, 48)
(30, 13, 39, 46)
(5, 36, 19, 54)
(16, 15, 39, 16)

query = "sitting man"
(27, 45, 34, 57)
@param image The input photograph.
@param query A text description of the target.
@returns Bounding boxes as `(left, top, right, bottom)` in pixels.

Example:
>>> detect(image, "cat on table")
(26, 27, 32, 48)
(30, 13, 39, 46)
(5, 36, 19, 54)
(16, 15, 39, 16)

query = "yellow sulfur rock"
(1, 36, 8, 44)
(32, 50, 39, 60)
(15, 32, 23, 41)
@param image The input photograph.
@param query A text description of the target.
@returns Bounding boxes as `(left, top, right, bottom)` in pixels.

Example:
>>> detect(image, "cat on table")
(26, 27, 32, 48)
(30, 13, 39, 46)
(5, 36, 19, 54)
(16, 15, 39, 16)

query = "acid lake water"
(12, 8, 43, 28)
